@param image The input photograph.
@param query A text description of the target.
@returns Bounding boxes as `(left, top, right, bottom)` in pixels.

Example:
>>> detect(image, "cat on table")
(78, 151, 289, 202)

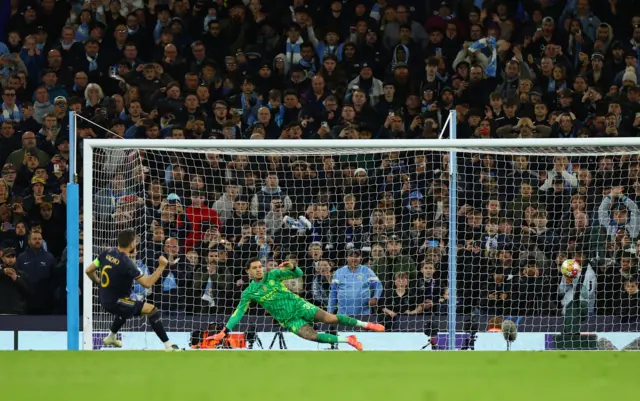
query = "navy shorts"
(103, 298, 145, 319)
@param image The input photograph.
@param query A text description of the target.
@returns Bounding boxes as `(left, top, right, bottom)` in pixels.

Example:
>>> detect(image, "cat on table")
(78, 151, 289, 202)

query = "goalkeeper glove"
(209, 328, 228, 342)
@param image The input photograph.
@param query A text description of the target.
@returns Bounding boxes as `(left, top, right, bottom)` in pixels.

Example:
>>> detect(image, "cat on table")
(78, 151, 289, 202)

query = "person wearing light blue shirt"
(329, 250, 383, 315)
(559, 262, 596, 317)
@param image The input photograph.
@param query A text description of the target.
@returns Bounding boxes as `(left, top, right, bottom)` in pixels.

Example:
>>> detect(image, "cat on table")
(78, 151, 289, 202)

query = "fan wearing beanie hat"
(622, 67, 638, 86)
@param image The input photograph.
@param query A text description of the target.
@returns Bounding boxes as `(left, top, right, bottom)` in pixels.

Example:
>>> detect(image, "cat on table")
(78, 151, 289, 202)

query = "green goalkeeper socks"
(317, 333, 349, 344)
(337, 314, 367, 328)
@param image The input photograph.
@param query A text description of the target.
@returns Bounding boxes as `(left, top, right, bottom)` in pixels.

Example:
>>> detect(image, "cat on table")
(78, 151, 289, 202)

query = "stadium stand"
(0, 0, 639, 334)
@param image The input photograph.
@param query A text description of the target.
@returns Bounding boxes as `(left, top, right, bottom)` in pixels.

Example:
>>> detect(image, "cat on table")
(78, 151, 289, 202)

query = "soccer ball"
(561, 259, 582, 278)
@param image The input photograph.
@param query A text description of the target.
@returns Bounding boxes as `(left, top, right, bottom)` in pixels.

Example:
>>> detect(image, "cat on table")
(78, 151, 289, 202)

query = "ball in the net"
(560, 259, 582, 278)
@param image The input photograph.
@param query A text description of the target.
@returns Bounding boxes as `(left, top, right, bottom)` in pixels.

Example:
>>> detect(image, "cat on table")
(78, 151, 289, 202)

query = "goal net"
(82, 138, 640, 350)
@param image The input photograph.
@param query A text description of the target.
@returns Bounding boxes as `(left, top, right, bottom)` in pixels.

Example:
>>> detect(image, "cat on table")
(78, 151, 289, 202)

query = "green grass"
(1, 352, 636, 400)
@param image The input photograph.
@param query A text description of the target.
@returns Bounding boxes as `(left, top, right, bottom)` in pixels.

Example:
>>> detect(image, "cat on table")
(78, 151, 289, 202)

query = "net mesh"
(88, 142, 640, 349)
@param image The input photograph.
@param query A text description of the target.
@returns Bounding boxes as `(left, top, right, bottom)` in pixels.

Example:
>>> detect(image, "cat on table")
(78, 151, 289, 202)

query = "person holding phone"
(37, 114, 60, 155)
(603, 112, 619, 136)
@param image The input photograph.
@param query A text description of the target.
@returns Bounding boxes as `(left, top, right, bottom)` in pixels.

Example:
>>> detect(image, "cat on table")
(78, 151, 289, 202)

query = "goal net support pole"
(447, 111, 457, 350)
(66, 111, 80, 350)
(81, 117, 94, 350)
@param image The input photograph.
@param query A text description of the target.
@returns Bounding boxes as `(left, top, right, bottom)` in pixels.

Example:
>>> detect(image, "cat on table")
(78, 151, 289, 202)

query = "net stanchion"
(66, 111, 80, 350)
(81, 137, 640, 350)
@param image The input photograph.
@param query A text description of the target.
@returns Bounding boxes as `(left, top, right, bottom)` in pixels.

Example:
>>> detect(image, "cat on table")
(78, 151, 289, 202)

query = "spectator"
(512, 257, 556, 316)
(250, 171, 292, 220)
(151, 236, 187, 311)
(1, 87, 22, 124)
(506, 181, 537, 222)
(38, 70, 69, 102)
(0, 174, 11, 206)
(366, 241, 386, 270)
(223, 194, 253, 243)
(6, 131, 50, 168)
(373, 234, 416, 287)
(559, 252, 597, 317)
(481, 264, 513, 317)
(15, 231, 56, 315)
(143, 223, 165, 269)
(264, 197, 287, 236)
(194, 246, 234, 313)
(12, 221, 29, 256)
(383, 3, 428, 50)
(379, 271, 423, 331)
(598, 186, 640, 241)
(37, 201, 65, 257)
(599, 247, 637, 315)
(212, 182, 240, 224)
(182, 190, 220, 252)
(418, 260, 444, 315)
(619, 276, 640, 324)
(312, 258, 333, 308)
(32, 86, 54, 124)
(328, 249, 383, 315)
(0, 247, 30, 314)
(0, 122, 21, 167)
(0, 54, 28, 92)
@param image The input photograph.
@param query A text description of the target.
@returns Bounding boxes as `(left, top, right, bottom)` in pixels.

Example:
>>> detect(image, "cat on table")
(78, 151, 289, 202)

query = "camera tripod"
(268, 332, 287, 349)
(245, 331, 288, 349)
(420, 337, 439, 350)
(246, 330, 263, 349)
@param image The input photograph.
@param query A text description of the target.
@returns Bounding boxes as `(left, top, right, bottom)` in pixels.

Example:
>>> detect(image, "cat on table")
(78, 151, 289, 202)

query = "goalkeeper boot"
(347, 335, 363, 351)
(364, 322, 385, 332)
(103, 334, 123, 348)
(165, 344, 182, 352)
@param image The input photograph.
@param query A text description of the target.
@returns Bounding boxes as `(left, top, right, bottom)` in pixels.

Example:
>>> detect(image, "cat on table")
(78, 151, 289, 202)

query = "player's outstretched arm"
(84, 261, 101, 285)
(269, 262, 303, 281)
(280, 261, 296, 270)
(136, 255, 168, 288)
(212, 291, 251, 341)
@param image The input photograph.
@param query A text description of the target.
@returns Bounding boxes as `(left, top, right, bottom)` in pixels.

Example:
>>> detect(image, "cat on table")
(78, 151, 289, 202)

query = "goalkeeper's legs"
(142, 303, 180, 351)
(297, 325, 363, 351)
(314, 309, 385, 332)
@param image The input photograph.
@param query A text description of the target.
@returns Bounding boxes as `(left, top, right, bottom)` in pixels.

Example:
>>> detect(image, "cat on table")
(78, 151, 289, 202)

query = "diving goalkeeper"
(212, 257, 384, 350)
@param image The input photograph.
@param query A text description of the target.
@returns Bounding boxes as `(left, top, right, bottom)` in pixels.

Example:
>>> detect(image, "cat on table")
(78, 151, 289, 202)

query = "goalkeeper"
(212, 257, 384, 350)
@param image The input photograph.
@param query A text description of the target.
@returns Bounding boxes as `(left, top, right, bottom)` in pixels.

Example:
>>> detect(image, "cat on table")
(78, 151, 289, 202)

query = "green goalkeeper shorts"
(279, 301, 319, 334)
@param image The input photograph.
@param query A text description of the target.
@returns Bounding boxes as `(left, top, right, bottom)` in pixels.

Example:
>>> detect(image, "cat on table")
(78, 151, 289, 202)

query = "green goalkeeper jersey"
(225, 266, 309, 330)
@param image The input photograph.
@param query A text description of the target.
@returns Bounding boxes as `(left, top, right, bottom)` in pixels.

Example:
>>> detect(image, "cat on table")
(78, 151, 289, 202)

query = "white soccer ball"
(561, 259, 582, 278)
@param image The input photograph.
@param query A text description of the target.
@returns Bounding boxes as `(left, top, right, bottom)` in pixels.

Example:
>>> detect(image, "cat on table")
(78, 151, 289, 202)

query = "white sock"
(164, 341, 174, 348)
(336, 336, 350, 343)
(107, 332, 117, 339)
(356, 321, 367, 328)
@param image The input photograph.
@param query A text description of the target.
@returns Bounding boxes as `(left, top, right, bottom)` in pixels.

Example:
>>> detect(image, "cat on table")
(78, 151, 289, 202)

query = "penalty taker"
(85, 230, 181, 351)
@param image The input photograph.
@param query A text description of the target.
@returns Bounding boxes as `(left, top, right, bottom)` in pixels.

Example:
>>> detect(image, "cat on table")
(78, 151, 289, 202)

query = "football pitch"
(1, 351, 635, 400)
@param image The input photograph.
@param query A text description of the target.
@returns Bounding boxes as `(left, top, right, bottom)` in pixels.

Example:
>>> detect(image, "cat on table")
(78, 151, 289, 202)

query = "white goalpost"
(78, 120, 640, 350)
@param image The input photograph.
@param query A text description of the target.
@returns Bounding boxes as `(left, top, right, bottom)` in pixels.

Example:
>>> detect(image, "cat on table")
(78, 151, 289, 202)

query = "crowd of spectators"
(1, 0, 640, 331)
